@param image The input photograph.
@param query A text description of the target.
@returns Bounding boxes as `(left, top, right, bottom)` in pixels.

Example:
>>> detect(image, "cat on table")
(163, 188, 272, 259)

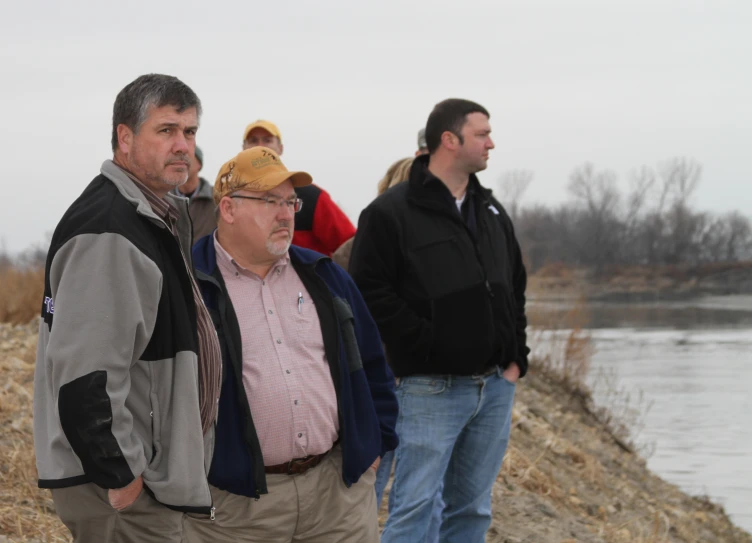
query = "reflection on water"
(529, 295, 752, 532)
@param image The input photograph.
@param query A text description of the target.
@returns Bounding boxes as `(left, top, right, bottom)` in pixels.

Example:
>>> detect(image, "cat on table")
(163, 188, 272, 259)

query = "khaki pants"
(183, 446, 378, 543)
(51, 482, 184, 543)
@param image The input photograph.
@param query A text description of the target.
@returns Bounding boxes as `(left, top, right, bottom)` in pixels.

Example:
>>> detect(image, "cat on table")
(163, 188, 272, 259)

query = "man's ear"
(117, 124, 134, 154)
(440, 131, 459, 151)
(277, 141, 284, 156)
(218, 197, 236, 224)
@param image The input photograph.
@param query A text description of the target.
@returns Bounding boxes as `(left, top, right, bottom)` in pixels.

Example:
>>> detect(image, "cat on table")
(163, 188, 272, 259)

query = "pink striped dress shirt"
(214, 236, 339, 465)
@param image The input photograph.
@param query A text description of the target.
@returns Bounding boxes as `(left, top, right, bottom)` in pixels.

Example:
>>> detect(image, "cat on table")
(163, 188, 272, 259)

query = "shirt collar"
(115, 164, 178, 224)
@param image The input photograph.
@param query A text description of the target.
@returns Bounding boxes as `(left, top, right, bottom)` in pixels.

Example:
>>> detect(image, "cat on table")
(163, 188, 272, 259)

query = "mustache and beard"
(165, 152, 191, 168)
(128, 143, 192, 189)
(266, 220, 293, 256)
(162, 152, 192, 187)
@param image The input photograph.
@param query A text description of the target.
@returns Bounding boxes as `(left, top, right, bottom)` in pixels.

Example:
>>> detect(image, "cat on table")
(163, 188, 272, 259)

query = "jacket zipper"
(310, 260, 347, 484)
(438, 199, 495, 299)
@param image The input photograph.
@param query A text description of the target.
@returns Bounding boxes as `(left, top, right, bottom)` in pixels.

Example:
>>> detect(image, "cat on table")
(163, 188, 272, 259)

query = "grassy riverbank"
(0, 319, 747, 542)
(0, 263, 750, 542)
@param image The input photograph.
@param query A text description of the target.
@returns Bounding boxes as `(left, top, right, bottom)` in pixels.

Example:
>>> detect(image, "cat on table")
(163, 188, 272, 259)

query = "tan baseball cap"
(214, 147, 312, 205)
(242, 120, 282, 142)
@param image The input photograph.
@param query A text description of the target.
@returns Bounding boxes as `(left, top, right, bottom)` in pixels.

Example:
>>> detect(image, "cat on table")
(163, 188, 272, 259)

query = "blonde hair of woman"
(333, 157, 414, 270)
(376, 157, 414, 196)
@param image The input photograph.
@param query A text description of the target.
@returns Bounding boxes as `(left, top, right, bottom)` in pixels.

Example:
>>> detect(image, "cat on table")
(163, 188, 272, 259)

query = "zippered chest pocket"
(408, 236, 481, 299)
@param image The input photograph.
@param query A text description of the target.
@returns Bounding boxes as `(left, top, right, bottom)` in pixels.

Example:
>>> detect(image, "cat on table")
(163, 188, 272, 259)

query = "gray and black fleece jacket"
(33, 160, 215, 514)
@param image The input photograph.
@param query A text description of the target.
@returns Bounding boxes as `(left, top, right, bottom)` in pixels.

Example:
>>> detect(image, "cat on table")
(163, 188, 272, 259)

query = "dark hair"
(111, 74, 202, 152)
(424, 98, 489, 154)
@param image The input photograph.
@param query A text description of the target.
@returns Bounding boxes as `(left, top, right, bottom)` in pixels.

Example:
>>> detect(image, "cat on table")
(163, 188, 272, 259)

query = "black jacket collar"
(406, 154, 492, 214)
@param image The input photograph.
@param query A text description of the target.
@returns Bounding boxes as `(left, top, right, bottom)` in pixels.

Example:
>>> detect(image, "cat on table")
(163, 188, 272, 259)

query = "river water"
(530, 296, 752, 533)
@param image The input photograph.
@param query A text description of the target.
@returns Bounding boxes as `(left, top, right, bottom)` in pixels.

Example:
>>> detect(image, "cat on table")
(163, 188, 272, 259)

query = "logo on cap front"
(251, 150, 279, 169)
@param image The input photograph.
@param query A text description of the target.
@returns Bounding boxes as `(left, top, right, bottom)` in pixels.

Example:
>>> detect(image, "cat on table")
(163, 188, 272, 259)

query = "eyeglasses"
(231, 195, 303, 213)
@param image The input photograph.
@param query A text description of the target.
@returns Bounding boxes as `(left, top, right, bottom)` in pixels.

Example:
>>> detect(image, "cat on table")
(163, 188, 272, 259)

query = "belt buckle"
(286, 455, 311, 475)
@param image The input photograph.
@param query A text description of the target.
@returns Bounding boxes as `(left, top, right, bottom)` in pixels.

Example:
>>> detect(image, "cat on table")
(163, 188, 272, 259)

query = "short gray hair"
(111, 74, 202, 152)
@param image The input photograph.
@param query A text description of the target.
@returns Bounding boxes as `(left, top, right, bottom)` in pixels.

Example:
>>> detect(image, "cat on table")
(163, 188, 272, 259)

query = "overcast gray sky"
(1, 0, 750, 253)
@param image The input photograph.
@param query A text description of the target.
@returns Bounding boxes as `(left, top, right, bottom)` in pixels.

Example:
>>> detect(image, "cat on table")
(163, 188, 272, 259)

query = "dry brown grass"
(0, 321, 70, 542)
(527, 263, 584, 297)
(501, 440, 566, 499)
(528, 298, 593, 398)
(534, 261, 578, 280)
(597, 510, 673, 543)
(0, 268, 44, 325)
(590, 367, 655, 457)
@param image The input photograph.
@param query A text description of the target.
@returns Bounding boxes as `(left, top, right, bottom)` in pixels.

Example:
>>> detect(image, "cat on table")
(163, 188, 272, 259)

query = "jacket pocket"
(333, 297, 363, 373)
(409, 237, 476, 299)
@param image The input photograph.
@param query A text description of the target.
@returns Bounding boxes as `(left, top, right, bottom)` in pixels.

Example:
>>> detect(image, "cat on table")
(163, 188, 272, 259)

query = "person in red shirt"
(241, 120, 356, 256)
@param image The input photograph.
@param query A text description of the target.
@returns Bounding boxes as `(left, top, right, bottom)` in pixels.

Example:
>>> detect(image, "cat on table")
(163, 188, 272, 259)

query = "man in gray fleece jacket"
(33, 74, 222, 543)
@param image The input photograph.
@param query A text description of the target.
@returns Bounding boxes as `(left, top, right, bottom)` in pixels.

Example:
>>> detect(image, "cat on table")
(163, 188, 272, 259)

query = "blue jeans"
(376, 451, 443, 543)
(381, 368, 516, 543)
(374, 449, 393, 507)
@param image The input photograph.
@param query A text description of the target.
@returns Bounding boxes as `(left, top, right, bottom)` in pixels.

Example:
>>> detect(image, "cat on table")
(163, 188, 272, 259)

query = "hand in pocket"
(109, 475, 143, 511)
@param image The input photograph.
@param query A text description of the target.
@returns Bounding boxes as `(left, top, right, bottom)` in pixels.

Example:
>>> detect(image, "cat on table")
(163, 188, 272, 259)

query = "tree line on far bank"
(2, 156, 750, 278)
(499, 157, 752, 274)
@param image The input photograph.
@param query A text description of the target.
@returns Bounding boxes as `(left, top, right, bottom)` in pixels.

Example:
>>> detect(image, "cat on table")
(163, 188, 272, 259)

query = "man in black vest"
(350, 98, 529, 543)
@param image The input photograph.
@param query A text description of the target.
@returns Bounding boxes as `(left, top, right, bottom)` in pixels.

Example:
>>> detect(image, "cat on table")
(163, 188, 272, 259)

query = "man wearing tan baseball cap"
(241, 120, 356, 256)
(214, 146, 311, 200)
(242, 120, 285, 154)
(185, 146, 399, 543)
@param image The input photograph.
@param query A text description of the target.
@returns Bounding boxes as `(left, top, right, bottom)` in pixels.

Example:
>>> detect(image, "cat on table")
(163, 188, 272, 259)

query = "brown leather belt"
(265, 449, 332, 476)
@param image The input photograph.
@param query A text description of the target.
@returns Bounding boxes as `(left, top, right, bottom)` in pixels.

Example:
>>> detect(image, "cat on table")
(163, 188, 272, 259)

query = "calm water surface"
(530, 296, 752, 532)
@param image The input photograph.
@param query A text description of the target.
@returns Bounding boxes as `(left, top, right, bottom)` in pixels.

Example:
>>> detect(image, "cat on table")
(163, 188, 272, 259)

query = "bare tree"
(625, 166, 655, 225)
(515, 203, 579, 271)
(567, 163, 622, 273)
(698, 217, 727, 263)
(498, 169, 533, 222)
(622, 167, 657, 263)
(516, 204, 554, 271)
(568, 163, 621, 217)
(696, 212, 752, 263)
(512, 156, 747, 271)
(724, 211, 752, 261)
(657, 158, 703, 264)
(659, 157, 702, 208)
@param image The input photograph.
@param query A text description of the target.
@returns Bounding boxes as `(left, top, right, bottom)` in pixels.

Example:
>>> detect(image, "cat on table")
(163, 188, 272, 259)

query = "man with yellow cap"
(184, 146, 399, 542)
(241, 120, 356, 256)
